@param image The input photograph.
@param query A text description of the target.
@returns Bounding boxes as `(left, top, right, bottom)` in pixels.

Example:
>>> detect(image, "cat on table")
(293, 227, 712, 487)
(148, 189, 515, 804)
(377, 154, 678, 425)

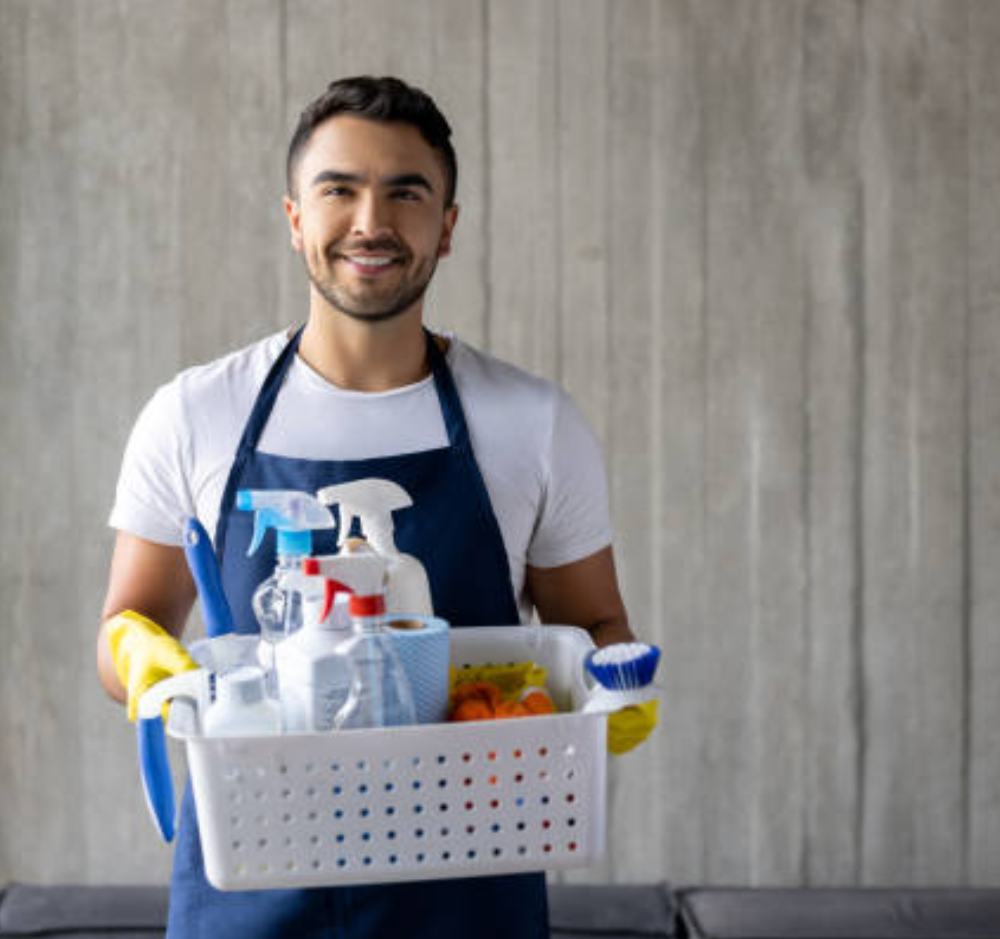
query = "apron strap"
(214, 326, 304, 558)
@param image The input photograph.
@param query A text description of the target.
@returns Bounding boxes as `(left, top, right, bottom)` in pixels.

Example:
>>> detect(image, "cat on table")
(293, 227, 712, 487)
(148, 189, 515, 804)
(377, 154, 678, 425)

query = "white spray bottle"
(306, 552, 417, 730)
(273, 560, 354, 733)
(317, 478, 433, 617)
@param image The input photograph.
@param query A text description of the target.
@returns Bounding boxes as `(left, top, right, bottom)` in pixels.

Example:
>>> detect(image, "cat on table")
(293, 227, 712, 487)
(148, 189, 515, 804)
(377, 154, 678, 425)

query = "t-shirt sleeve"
(526, 390, 613, 569)
(107, 382, 194, 547)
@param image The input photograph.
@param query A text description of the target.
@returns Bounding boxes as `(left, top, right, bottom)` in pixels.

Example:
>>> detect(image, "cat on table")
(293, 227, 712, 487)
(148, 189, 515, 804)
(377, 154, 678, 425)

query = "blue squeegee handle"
(183, 517, 235, 639)
(136, 516, 231, 843)
(138, 716, 176, 842)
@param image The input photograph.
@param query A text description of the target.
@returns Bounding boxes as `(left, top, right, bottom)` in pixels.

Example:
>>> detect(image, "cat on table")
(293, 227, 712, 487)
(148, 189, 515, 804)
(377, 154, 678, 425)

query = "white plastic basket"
(160, 625, 607, 891)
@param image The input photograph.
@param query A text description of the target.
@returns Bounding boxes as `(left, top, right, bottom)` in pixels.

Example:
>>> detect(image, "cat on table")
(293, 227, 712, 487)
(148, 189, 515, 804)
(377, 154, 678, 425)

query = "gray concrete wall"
(0, 0, 998, 888)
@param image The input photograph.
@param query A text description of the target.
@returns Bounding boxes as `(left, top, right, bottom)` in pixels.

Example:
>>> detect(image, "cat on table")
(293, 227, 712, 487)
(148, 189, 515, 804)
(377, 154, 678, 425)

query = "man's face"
(285, 115, 458, 323)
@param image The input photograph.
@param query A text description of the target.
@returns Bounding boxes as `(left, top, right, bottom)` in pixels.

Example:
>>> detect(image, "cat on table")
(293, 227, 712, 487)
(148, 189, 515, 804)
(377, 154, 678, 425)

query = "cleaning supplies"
(381, 615, 450, 723)
(317, 478, 433, 616)
(582, 642, 661, 713)
(448, 661, 556, 722)
(272, 559, 354, 732)
(236, 489, 335, 681)
(582, 642, 661, 755)
(203, 666, 282, 737)
(300, 552, 418, 730)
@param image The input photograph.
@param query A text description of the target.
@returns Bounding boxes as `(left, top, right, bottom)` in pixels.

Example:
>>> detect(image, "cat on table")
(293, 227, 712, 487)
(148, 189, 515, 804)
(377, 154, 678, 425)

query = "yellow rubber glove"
(106, 610, 198, 722)
(607, 699, 658, 755)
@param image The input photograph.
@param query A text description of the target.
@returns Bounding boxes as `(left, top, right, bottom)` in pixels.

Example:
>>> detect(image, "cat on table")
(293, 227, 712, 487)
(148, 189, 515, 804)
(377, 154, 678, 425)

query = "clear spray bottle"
(236, 489, 335, 685)
(303, 552, 418, 730)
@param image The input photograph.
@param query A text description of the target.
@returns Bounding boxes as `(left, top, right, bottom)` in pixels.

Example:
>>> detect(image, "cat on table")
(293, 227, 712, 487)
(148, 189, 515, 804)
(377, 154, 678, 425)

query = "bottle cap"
(218, 666, 266, 706)
(349, 594, 386, 618)
(302, 557, 320, 576)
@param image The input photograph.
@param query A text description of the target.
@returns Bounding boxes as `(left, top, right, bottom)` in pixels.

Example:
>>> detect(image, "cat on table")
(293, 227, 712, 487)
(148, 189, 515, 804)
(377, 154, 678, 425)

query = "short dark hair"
(286, 75, 458, 206)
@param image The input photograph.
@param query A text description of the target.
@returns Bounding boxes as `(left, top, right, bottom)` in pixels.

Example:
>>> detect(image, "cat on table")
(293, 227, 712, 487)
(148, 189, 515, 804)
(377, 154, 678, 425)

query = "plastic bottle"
(273, 560, 354, 733)
(297, 552, 417, 730)
(317, 478, 433, 617)
(203, 666, 283, 737)
(236, 489, 335, 645)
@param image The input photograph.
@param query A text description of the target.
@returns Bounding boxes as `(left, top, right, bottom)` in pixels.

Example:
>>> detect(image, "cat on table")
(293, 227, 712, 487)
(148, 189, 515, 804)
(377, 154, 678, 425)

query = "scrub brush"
(581, 642, 661, 714)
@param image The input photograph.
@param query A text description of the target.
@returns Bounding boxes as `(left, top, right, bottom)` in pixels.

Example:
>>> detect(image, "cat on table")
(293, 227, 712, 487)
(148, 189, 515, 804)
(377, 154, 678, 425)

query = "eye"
(322, 186, 352, 198)
(391, 189, 422, 202)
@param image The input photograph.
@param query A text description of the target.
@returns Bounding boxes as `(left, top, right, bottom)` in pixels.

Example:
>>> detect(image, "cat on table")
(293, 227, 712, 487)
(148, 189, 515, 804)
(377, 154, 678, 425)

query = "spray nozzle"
(237, 489, 335, 556)
(317, 478, 412, 553)
(301, 554, 387, 623)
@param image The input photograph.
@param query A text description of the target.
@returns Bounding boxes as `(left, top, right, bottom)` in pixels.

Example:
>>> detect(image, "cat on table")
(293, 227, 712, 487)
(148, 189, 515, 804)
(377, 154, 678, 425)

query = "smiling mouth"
(334, 254, 400, 277)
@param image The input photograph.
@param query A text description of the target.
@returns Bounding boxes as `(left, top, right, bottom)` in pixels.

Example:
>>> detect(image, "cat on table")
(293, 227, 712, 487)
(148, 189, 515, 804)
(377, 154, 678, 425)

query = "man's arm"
(526, 545, 634, 647)
(96, 531, 198, 704)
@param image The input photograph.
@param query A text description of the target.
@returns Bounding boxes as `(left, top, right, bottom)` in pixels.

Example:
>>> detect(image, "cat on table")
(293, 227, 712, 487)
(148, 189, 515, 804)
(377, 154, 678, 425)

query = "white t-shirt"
(109, 330, 612, 622)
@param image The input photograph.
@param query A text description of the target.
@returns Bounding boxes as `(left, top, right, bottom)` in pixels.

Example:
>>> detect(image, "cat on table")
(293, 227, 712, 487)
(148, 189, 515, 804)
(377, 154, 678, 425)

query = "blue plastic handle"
(183, 518, 235, 639)
(138, 716, 175, 842)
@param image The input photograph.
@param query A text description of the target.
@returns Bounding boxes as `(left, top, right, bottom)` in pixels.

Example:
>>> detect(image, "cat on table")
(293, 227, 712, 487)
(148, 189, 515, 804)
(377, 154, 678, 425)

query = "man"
(97, 75, 655, 939)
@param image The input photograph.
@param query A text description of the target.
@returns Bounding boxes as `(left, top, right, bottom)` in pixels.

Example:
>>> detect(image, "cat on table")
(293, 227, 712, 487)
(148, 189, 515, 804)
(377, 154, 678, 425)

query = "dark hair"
(286, 75, 457, 206)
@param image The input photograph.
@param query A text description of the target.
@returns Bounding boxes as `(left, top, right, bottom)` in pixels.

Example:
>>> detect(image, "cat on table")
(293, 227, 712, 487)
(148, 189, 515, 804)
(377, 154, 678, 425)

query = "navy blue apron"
(166, 328, 549, 939)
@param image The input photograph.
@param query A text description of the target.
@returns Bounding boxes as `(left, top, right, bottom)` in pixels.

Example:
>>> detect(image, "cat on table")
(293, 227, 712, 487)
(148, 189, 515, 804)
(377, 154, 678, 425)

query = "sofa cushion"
(680, 888, 1000, 939)
(548, 882, 677, 937)
(0, 883, 167, 937)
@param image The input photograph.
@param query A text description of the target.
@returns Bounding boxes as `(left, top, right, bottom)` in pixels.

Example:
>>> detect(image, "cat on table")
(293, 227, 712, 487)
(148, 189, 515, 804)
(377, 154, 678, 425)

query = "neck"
(298, 298, 429, 392)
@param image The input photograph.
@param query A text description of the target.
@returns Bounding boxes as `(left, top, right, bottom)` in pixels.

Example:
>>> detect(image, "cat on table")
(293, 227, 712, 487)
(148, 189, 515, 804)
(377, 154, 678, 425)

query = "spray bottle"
(317, 478, 433, 617)
(236, 489, 335, 683)
(272, 559, 354, 732)
(291, 552, 418, 729)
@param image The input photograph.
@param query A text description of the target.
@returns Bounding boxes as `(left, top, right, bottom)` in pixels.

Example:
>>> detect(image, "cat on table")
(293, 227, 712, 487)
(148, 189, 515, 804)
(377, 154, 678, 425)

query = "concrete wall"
(1, 0, 998, 888)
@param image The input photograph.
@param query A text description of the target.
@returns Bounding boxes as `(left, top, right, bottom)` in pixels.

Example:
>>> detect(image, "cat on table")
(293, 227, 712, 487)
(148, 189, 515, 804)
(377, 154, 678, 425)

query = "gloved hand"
(607, 699, 658, 755)
(106, 610, 197, 721)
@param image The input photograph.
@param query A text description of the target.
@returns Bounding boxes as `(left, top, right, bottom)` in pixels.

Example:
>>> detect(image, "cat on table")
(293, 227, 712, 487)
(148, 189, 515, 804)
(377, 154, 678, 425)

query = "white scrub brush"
(581, 642, 661, 714)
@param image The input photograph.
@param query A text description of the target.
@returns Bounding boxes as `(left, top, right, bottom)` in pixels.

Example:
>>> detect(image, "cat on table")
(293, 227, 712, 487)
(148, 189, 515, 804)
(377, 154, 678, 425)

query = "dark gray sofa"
(3, 882, 1000, 938)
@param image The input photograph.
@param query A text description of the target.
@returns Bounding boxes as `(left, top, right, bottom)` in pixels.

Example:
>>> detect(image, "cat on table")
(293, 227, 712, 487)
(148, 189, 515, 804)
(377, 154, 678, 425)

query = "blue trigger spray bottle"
(236, 489, 335, 684)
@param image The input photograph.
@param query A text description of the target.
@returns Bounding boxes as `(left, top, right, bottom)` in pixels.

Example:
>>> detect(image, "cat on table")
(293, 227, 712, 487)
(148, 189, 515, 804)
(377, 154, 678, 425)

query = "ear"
(437, 204, 459, 258)
(284, 194, 304, 252)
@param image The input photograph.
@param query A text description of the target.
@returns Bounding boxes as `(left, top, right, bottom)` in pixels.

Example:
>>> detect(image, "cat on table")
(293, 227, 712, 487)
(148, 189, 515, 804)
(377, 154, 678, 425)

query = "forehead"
(296, 115, 446, 193)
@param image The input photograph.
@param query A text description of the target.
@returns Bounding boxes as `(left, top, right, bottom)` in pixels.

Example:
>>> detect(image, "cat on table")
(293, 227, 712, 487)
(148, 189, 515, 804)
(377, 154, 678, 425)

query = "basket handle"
(137, 670, 206, 842)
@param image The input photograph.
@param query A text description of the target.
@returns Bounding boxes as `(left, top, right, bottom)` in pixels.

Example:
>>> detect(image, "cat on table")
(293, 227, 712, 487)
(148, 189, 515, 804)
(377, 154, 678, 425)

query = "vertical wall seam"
(481, 0, 492, 351)
(553, 2, 563, 384)
(279, 0, 288, 143)
(961, 0, 973, 886)
(853, 0, 869, 887)
(697, 1, 711, 881)
(649, 0, 663, 702)
(799, 3, 813, 884)
(603, 0, 613, 463)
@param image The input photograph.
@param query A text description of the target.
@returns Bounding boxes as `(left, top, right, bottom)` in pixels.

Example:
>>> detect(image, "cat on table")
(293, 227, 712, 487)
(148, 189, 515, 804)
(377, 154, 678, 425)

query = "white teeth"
(350, 256, 392, 267)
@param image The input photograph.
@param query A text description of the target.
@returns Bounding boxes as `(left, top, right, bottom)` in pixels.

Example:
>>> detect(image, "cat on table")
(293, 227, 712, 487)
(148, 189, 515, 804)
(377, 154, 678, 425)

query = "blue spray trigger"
(247, 508, 282, 556)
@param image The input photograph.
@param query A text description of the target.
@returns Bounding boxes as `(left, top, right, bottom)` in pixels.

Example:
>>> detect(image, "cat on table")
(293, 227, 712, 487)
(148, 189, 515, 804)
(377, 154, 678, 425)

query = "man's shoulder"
(170, 329, 288, 404)
(448, 335, 559, 404)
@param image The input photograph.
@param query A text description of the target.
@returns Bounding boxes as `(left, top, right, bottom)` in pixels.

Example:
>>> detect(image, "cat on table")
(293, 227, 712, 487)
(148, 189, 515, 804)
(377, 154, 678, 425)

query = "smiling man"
(97, 76, 654, 939)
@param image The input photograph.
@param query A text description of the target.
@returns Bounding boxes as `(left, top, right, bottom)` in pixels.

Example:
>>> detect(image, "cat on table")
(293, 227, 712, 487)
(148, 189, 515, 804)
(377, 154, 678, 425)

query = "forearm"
(583, 613, 635, 649)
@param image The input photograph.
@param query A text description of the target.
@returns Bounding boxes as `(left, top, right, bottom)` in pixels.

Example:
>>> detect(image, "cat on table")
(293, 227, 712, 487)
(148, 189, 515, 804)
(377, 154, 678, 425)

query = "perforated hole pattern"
(189, 714, 604, 890)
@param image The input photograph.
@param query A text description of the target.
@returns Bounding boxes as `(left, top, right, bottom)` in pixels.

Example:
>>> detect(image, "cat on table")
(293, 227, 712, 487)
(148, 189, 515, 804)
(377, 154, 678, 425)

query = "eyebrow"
(310, 169, 435, 193)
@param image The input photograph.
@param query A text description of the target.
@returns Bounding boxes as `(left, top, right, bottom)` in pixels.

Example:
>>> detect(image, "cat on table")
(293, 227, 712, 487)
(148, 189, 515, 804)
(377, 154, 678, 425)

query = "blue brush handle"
(184, 518, 235, 639)
(138, 716, 176, 842)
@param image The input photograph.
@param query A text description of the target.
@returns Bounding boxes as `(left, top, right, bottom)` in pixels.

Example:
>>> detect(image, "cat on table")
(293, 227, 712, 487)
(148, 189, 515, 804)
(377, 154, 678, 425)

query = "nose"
(350, 191, 392, 240)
